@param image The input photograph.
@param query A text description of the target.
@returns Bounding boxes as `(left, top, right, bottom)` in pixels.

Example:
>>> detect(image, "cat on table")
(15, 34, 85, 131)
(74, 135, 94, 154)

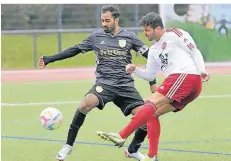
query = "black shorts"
(86, 84, 144, 116)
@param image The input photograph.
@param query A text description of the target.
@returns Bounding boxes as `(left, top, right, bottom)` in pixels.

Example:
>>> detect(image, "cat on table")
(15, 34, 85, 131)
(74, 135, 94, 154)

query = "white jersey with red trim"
(149, 28, 199, 77)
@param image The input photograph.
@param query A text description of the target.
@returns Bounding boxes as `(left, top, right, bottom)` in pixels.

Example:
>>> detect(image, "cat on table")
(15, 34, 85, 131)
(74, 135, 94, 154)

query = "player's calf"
(66, 108, 87, 146)
(127, 126, 147, 153)
(57, 93, 100, 160)
(66, 94, 99, 146)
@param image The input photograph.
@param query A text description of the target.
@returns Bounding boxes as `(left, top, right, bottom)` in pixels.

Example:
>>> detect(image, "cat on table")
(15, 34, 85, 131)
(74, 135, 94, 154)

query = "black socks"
(66, 109, 87, 146)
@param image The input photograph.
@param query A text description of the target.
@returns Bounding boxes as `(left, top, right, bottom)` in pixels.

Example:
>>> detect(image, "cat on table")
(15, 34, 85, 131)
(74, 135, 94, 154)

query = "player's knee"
(79, 101, 91, 113)
(131, 106, 142, 115)
(79, 94, 99, 113)
(79, 100, 95, 113)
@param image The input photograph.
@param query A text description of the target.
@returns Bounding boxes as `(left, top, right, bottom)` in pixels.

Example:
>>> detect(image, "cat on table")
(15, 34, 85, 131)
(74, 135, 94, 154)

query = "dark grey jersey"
(77, 28, 149, 86)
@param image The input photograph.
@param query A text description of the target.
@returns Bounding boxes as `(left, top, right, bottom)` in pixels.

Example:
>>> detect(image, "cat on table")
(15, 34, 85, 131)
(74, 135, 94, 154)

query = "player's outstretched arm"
(191, 48, 210, 81)
(133, 66, 156, 81)
(126, 59, 157, 81)
(132, 48, 158, 81)
(38, 32, 94, 69)
(38, 45, 82, 69)
(175, 32, 210, 81)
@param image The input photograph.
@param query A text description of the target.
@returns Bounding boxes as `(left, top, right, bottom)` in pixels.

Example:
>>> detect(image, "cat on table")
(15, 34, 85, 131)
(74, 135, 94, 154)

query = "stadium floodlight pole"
(134, 4, 139, 28)
(134, 4, 140, 56)
(33, 33, 38, 68)
(158, 4, 166, 27)
(57, 4, 63, 53)
(96, 4, 101, 28)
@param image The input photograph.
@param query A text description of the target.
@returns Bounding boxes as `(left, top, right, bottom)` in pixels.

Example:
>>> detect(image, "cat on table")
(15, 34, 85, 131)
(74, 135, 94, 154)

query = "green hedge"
(2, 22, 231, 69)
(1, 32, 152, 69)
(168, 22, 231, 62)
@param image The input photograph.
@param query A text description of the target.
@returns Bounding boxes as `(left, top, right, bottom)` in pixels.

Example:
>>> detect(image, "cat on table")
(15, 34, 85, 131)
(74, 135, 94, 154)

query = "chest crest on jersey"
(118, 39, 126, 48)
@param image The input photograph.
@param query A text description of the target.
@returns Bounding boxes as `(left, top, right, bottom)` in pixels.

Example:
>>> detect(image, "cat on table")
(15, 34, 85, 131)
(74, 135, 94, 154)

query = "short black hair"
(139, 12, 164, 29)
(101, 4, 120, 19)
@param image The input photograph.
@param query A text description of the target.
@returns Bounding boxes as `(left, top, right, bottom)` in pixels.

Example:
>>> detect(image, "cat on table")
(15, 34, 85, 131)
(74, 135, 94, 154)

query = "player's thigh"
(155, 104, 176, 117)
(85, 84, 116, 111)
(146, 92, 171, 108)
(171, 79, 202, 112)
(113, 86, 144, 116)
(80, 93, 99, 110)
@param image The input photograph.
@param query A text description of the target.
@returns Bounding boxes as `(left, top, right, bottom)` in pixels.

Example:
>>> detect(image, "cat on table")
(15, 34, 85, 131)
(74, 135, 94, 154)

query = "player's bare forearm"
(150, 84, 158, 93)
(149, 78, 158, 93)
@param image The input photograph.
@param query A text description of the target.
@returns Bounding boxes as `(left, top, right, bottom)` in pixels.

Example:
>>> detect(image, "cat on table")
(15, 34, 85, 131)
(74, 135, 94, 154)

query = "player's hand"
(201, 72, 210, 82)
(126, 64, 136, 74)
(38, 56, 46, 69)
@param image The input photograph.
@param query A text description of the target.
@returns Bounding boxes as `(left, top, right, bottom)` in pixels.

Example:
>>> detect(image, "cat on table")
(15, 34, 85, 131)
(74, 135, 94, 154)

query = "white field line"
(1, 94, 231, 107)
(22, 80, 95, 84)
(7, 77, 138, 84)
(1, 68, 95, 74)
(1, 101, 81, 107)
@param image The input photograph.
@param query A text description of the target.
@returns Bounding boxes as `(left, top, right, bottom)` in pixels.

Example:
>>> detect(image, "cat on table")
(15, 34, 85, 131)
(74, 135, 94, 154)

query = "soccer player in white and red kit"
(98, 12, 210, 161)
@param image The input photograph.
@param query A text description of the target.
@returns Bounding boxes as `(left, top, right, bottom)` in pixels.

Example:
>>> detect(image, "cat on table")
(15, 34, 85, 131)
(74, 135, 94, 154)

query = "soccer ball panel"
(40, 107, 63, 130)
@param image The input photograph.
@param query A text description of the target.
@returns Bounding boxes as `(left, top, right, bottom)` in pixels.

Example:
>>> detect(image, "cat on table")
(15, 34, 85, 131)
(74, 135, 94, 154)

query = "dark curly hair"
(101, 5, 120, 19)
(139, 12, 164, 29)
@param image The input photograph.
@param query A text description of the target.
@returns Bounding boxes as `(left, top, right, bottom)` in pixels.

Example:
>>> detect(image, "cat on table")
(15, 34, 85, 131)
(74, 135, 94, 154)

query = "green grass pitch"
(2, 75, 231, 161)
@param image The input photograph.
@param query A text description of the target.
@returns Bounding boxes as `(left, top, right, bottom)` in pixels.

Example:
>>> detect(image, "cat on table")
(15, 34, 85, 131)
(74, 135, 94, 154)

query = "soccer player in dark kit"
(38, 4, 157, 161)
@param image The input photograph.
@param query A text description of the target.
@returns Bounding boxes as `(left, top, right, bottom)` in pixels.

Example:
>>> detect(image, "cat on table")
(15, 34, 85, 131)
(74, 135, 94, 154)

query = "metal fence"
(1, 4, 161, 68)
(1, 4, 159, 30)
(1, 27, 144, 68)
(2, 4, 231, 69)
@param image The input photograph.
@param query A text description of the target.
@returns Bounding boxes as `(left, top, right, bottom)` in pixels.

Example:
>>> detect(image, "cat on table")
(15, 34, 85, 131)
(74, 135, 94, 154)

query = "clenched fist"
(201, 72, 210, 82)
(126, 64, 137, 74)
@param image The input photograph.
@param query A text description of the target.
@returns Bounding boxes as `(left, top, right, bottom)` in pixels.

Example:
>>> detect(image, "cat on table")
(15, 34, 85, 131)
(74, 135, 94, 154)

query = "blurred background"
(2, 4, 231, 69)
